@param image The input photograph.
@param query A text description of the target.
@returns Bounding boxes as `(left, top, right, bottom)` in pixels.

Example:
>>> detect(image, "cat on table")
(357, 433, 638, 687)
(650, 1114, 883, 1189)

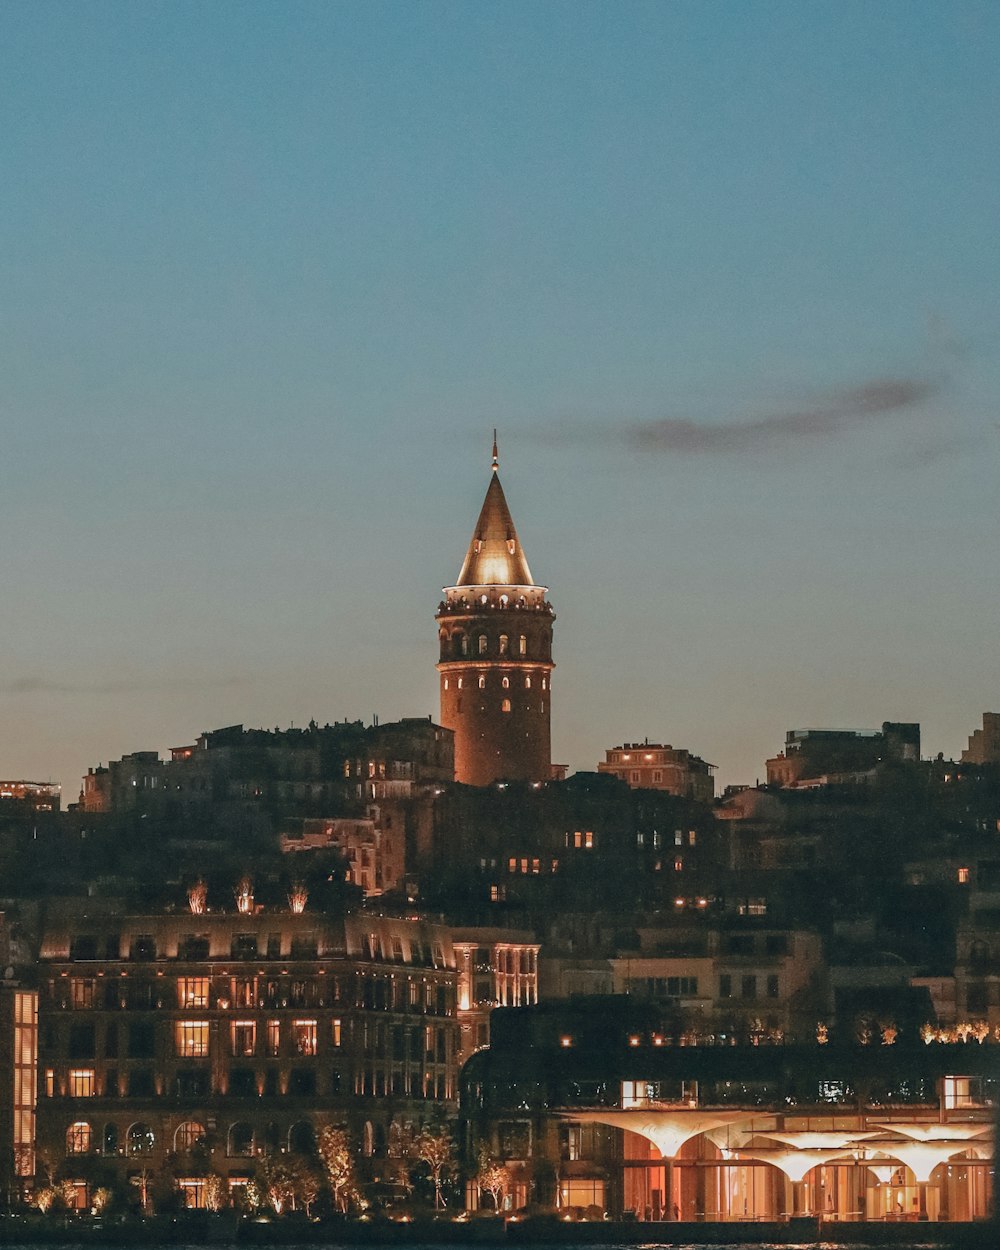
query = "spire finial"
(491, 429, 499, 473)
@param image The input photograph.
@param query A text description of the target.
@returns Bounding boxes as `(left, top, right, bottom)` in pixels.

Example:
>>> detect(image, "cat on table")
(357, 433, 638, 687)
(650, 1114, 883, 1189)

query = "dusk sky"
(2, 1, 998, 797)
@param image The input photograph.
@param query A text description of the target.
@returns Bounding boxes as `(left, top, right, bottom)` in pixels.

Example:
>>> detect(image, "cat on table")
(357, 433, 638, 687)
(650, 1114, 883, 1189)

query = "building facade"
(962, 713, 1000, 765)
(461, 999, 995, 1223)
(598, 743, 715, 802)
(451, 927, 540, 1061)
(436, 442, 554, 786)
(36, 904, 460, 1208)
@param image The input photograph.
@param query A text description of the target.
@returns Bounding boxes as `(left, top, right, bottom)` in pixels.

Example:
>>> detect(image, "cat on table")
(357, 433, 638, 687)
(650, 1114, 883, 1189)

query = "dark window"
(498, 1120, 530, 1159)
(291, 934, 319, 959)
(766, 975, 780, 999)
(178, 934, 210, 960)
(104, 1069, 118, 1097)
(725, 935, 754, 955)
(263, 1068, 279, 1096)
(128, 1068, 154, 1098)
(104, 935, 121, 960)
(128, 1022, 155, 1058)
(741, 975, 757, 1000)
(103, 1123, 119, 1153)
(229, 1068, 256, 1097)
(288, 1069, 316, 1097)
(68, 1024, 96, 1059)
(105, 1023, 118, 1058)
(231, 934, 258, 960)
(719, 974, 732, 998)
(175, 1069, 210, 1098)
(765, 934, 789, 956)
(131, 935, 156, 961)
(70, 935, 98, 961)
(266, 934, 281, 959)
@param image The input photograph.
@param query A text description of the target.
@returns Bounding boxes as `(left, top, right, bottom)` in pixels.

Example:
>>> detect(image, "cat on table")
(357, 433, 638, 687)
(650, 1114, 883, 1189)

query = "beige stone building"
(961, 713, 1000, 765)
(598, 743, 714, 802)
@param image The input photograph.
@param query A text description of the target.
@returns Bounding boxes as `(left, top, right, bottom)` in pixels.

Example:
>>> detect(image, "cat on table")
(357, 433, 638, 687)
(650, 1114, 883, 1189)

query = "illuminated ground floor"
(518, 1111, 995, 1223)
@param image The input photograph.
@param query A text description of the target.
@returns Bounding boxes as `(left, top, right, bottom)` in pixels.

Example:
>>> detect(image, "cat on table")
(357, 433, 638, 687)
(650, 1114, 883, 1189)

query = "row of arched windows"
(441, 631, 550, 661)
(65, 1119, 317, 1157)
(444, 674, 549, 692)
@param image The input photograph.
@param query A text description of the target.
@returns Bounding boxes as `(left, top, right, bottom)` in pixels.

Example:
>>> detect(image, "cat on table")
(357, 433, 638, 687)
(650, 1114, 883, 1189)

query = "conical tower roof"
(454, 459, 536, 587)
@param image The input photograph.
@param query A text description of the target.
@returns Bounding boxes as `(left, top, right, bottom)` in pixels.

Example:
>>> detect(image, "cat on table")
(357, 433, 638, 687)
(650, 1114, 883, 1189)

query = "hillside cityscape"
(0, 448, 997, 1232)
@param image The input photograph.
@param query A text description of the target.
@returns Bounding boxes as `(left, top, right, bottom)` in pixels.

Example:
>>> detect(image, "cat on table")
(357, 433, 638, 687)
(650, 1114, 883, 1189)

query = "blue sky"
(1, 1, 998, 794)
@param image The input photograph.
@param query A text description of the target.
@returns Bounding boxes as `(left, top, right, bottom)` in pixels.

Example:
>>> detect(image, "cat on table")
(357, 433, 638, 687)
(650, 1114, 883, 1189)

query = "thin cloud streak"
(630, 378, 939, 455)
(0, 676, 247, 696)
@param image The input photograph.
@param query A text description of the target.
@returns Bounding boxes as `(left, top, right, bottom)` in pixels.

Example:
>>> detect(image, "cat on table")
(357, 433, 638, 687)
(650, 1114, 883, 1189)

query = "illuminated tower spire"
(436, 447, 555, 786)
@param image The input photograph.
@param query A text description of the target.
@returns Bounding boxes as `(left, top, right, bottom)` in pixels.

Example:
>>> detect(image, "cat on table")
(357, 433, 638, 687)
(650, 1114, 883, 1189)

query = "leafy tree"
(415, 1125, 455, 1209)
(476, 1147, 509, 1212)
(204, 1173, 229, 1212)
(317, 1125, 355, 1212)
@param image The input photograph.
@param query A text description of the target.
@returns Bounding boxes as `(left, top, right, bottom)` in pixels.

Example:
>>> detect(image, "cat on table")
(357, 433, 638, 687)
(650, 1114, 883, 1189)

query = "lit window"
(674, 858, 683, 872)
(66, 1121, 92, 1154)
(478, 675, 486, 689)
(178, 978, 210, 1009)
(541, 677, 547, 690)
(70, 978, 94, 1009)
(478, 635, 488, 655)
(519, 635, 527, 656)
(585, 831, 593, 848)
(524, 676, 531, 689)
(175, 1120, 206, 1151)
(267, 1020, 280, 1056)
(443, 678, 449, 690)
(501, 699, 511, 713)
(293, 1020, 317, 1056)
(499, 634, 509, 656)
(68, 1069, 95, 1097)
(958, 867, 971, 884)
(688, 830, 697, 845)
(332, 1018, 342, 1047)
(231, 1021, 256, 1057)
(502, 676, 510, 689)
(176, 1021, 210, 1058)
(457, 677, 463, 690)
(560, 1035, 573, 1048)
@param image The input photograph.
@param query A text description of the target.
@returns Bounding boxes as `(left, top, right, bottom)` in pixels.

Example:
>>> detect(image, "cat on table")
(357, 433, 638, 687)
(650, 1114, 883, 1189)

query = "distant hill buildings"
(0, 442, 998, 1225)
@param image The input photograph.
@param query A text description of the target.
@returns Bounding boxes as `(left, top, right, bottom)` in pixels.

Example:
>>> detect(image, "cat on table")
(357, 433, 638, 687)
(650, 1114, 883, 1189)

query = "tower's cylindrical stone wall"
(436, 589, 554, 785)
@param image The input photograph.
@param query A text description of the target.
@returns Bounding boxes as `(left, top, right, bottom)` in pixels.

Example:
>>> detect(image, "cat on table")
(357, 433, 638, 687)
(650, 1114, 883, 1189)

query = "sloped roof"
(454, 471, 535, 586)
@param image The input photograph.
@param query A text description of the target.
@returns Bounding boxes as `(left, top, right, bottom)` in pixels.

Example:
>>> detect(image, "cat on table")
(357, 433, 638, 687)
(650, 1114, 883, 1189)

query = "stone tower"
(436, 440, 554, 786)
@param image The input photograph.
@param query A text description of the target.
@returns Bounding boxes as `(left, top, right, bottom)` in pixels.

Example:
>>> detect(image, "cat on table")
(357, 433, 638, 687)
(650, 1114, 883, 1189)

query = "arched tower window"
(501, 699, 511, 713)
(478, 675, 486, 690)
(502, 677, 510, 689)
(499, 634, 509, 656)
(524, 676, 532, 689)
(477, 634, 488, 655)
(519, 634, 527, 656)
(460, 635, 469, 657)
